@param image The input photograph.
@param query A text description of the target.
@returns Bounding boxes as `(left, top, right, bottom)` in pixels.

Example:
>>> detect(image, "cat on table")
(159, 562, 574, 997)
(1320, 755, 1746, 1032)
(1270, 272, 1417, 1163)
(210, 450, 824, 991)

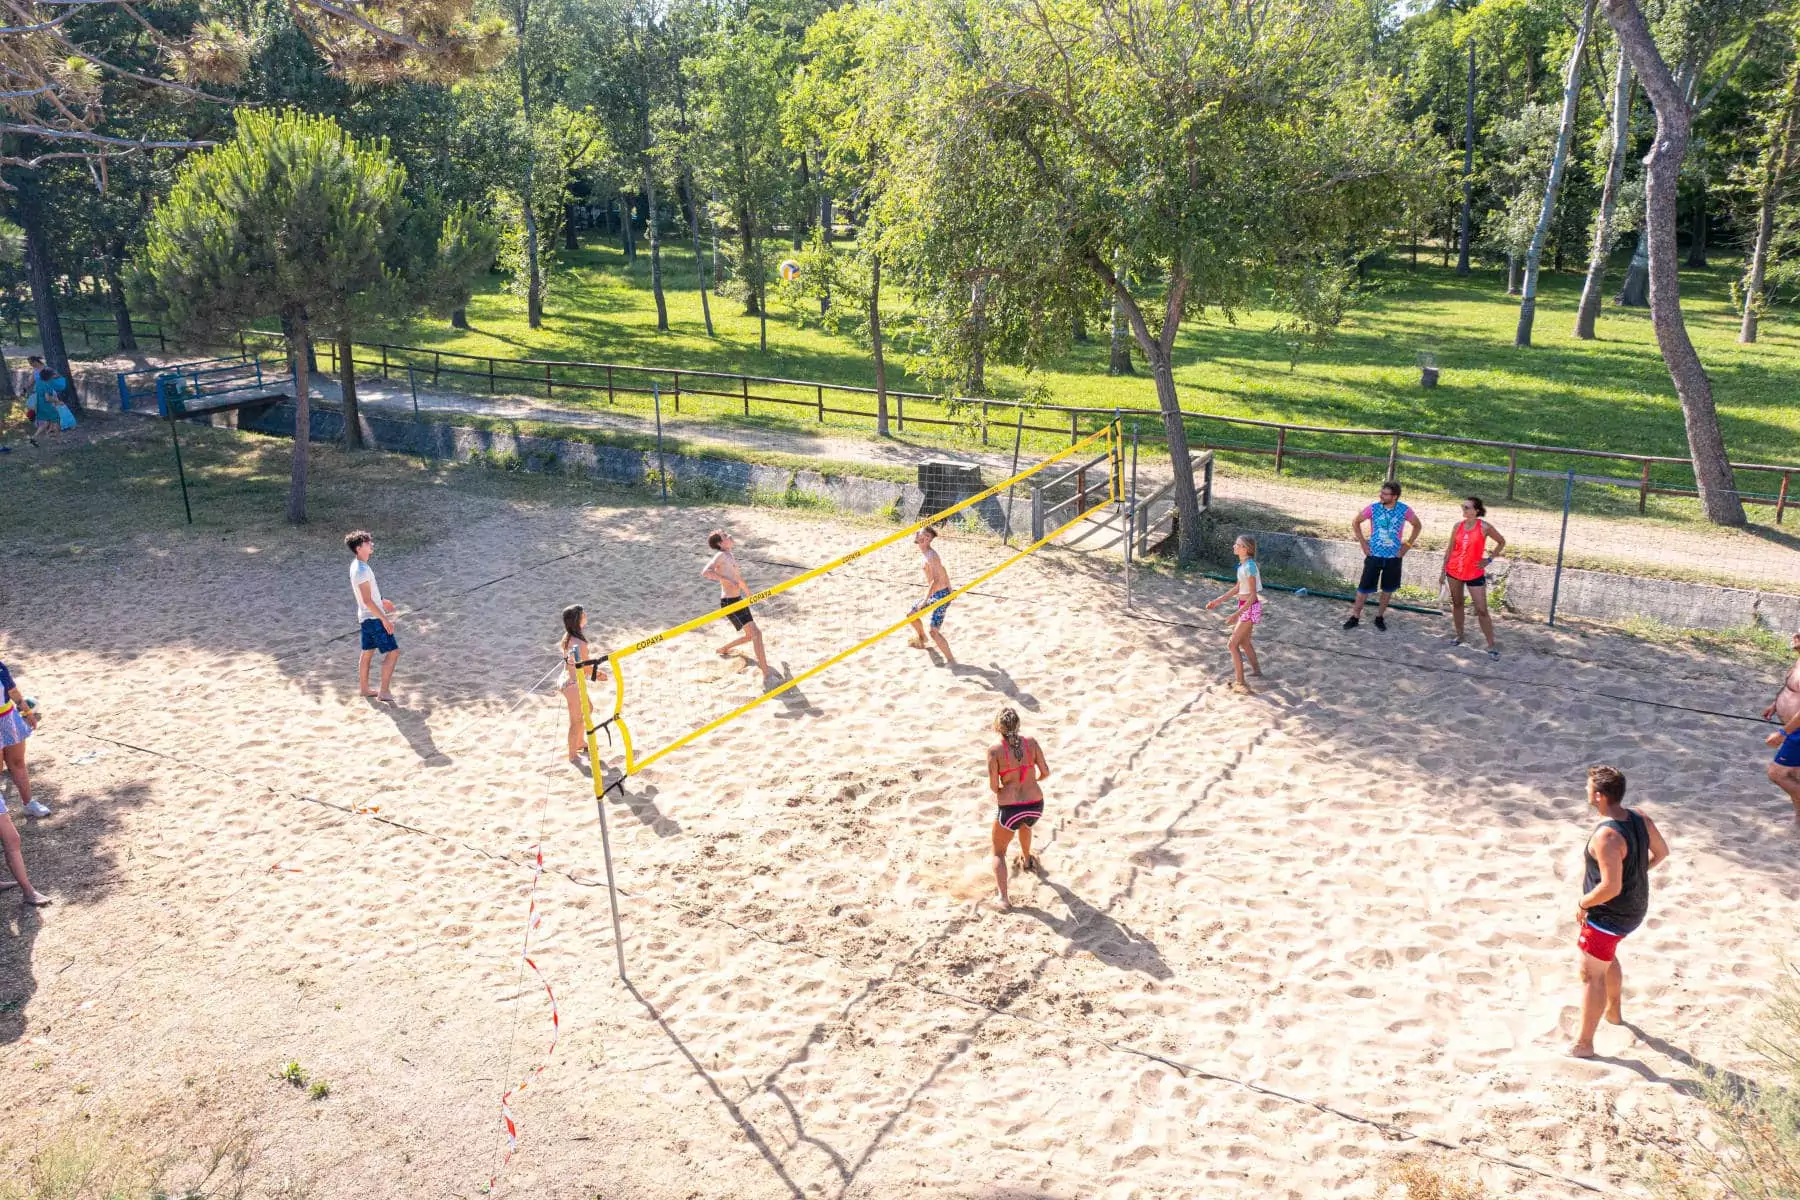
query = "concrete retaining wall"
(1222, 526, 1800, 632)
(166, 398, 1018, 529)
(128, 391, 1796, 634)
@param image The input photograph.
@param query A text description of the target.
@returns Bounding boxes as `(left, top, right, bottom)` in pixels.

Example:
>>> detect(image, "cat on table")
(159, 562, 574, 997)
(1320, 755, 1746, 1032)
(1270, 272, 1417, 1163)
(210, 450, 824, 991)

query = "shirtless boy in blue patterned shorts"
(906, 526, 956, 665)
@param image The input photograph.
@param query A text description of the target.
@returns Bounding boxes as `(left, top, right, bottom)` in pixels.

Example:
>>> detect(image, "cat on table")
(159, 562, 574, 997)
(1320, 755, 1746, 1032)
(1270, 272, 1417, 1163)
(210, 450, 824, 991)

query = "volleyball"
(778, 259, 800, 282)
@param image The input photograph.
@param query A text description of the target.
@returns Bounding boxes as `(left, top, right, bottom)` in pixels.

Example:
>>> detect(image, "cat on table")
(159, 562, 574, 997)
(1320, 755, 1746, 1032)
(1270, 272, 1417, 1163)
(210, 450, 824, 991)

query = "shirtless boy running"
(703, 530, 774, 681)
(1763, 630, 1800, 819)
(906, 526, 956, 664)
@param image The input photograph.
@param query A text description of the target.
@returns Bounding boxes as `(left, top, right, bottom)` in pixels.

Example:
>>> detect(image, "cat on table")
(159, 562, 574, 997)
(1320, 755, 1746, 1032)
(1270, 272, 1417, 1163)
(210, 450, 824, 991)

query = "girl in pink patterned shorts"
(1206, 536, 1263, 694)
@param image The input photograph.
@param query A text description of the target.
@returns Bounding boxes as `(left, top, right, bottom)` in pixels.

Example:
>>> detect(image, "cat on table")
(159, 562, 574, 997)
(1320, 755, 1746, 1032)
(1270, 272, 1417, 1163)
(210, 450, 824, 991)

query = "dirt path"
(74, 352, 1800, 593)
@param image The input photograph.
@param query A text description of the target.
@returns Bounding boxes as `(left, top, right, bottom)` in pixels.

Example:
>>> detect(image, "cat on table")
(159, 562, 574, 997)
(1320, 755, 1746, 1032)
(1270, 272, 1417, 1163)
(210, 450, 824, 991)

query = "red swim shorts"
(1578, 921, 1627, 963)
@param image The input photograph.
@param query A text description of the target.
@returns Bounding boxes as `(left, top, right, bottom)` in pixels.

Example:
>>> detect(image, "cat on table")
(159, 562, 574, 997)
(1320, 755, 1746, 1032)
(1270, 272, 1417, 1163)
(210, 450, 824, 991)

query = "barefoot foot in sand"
(1569, 1042, 1597, 1059)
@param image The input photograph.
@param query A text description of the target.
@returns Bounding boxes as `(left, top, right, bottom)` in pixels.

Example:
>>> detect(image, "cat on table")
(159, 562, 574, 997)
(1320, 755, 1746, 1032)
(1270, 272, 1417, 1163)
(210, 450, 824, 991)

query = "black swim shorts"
(997, 801, 1043, 830)
(721, 597, 755, 631)
(1357, 555, 1403, 596)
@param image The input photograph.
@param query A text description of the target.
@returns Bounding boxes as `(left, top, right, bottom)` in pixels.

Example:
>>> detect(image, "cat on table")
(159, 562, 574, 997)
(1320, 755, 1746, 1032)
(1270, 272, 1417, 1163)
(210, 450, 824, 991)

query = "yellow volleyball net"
(575, 421, 1122, 782)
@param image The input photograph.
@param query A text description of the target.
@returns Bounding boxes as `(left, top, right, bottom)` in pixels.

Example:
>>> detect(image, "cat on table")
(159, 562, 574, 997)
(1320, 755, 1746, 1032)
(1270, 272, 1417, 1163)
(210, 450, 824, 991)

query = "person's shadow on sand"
(1598, 1022, 1764, 1100)
(584, 761, 680, 838)
(1016, 875, 1172, 979)
(768, 667, 824, 719)
(369, 698, 450, 765)
(949, 662, 1039, 711)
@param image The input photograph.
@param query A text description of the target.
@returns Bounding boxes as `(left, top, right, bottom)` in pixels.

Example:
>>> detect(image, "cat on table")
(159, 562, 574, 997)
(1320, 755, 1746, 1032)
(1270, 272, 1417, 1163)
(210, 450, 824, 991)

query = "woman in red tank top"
(986, 706, 1049, 909)
(1442, 496, 1506, 658)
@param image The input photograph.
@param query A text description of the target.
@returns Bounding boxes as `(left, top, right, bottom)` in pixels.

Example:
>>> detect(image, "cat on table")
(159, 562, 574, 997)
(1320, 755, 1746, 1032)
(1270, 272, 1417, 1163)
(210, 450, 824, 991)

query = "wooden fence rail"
(27, 317, 1799, 524)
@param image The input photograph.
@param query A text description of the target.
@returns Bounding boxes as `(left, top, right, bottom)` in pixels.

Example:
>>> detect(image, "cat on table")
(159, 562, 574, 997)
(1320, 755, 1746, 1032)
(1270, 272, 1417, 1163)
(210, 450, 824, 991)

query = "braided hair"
(995, 706, 1024, 763)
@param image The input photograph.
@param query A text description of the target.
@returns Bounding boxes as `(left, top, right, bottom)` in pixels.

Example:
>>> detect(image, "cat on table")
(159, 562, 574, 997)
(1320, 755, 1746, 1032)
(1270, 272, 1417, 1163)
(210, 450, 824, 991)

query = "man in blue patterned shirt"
(1343, 481, 1422, 632)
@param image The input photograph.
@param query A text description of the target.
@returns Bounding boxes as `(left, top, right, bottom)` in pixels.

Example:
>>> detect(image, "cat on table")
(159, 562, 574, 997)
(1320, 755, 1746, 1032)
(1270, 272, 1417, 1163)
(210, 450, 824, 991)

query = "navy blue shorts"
(360, 618, 398, 654)
(1776, 729, 1800, 768)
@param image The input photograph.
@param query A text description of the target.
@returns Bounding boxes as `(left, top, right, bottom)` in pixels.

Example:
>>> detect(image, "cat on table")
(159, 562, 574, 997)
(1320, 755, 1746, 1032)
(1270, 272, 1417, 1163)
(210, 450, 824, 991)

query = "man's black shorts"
(1357, 554, 1403, 596)
(721, 597, 755, 631)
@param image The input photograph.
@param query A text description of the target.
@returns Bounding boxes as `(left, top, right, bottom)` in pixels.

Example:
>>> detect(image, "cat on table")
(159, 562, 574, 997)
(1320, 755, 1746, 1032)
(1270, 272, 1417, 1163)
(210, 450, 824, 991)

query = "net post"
(1124, 419, 1138, 611)
(575, 670, 628, 982)
(168, 406, 193, 526)
(1548, 467, 1575, 628)
(1000, 406, 1025, 546)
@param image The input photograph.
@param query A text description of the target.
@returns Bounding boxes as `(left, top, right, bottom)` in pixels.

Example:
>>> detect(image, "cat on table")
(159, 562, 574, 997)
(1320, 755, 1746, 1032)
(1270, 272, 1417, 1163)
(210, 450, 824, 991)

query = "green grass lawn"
(357, 237, 1800, 502)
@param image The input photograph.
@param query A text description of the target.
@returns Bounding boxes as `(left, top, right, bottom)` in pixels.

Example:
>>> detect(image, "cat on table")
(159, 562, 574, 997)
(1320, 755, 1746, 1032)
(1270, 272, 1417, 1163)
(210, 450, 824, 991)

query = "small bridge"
(117, 353, 293, 419)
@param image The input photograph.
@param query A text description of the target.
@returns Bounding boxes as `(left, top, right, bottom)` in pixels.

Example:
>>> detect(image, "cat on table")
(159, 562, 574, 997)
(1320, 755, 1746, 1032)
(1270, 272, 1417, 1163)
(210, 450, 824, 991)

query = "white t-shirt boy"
(350, 558, 384, 622)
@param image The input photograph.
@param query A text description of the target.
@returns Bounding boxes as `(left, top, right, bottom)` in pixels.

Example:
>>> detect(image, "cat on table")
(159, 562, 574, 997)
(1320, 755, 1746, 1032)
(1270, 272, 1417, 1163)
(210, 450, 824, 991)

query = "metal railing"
(1131, 450, 1215, 556)
(117, 353, 289, 416)
(1029, 444, 1118, 541)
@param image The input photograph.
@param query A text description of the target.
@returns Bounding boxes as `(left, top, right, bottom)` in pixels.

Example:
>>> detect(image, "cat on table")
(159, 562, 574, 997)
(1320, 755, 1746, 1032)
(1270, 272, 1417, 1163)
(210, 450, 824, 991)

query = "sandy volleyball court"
(2, 483, 1795, 1198)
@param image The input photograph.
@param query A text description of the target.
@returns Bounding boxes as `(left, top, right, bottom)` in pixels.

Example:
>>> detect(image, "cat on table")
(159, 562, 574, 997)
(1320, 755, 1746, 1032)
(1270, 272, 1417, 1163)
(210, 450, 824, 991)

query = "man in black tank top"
(1572, 765, 1670, 1059)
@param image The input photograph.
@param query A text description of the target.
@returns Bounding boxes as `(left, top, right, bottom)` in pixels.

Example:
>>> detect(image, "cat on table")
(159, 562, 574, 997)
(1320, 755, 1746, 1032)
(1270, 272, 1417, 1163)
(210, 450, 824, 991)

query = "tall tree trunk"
(965, 279, 987, 394)
(819, 191, 832, 317)
(1108, 252, 1134, 374)
(1740, 50, 1800, 343)
(1072, 310, 1088, 342)
(514, 2, 543, 330)
(0, 347, 13, 403)
(793, 151, 810, 250)
(338, 329, 362, 450)
(1095, 258, 1201, 562)
(710, 188, 720, 287)
(741, 216, 759, 316)
(287, 309, 312, 524)
(1601, 0, 1745, 525)
(683, 170, 714, 336)
(1577, 54, 1634, 339)
(17, 173, 69, 381)
(105, 265, 137, 353)
(758, 275, 768, 352)
(1516, 0, 1596, 348)
(279, 311, 318, 374)
(1506, 253, 1519, 295)
(451, 307, 469, 329)
(1615, 226, 1649, 305)
(1685, 185, 1708, 267)
(620, 191, 637, 263)
(564, 202, 579, 252)
(870, 251, 888, 437)
(646, 169, 668, 332)
(1458, 41, 1477, 276)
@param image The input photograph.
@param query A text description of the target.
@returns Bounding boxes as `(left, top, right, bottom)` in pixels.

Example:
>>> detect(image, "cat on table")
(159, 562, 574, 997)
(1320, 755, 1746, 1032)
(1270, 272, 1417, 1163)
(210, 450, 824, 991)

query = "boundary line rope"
(71, 717, 1618, 1196)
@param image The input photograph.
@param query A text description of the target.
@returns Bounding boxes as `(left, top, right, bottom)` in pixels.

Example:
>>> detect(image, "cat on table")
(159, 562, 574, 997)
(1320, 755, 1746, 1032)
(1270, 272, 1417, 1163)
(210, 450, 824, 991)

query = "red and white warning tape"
(490, 842, 561, 1190)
